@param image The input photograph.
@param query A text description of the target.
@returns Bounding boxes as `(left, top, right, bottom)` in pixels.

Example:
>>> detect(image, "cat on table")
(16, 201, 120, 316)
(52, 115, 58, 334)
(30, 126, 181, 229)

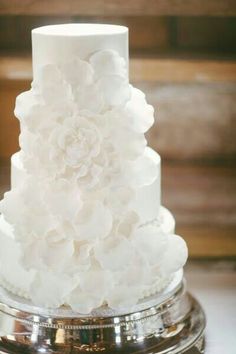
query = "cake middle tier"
(11, 147, 161, 225)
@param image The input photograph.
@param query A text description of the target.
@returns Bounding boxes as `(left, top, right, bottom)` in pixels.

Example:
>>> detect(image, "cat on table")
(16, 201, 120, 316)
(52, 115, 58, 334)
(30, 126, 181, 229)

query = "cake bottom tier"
(0, 273, 206, 353)
(0, 206, 175, 307)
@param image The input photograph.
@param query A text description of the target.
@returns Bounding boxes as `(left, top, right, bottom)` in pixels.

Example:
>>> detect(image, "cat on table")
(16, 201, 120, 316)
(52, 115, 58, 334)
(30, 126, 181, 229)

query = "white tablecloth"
(185, 261, 236, 354)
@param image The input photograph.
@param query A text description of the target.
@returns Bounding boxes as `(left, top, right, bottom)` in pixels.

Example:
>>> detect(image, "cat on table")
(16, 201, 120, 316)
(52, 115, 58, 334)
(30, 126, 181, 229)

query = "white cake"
(0, 24, 187, 313)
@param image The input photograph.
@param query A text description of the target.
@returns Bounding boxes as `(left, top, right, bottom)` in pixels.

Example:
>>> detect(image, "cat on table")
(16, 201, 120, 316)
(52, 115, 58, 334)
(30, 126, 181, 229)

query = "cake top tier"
(32, 24, 129, 80)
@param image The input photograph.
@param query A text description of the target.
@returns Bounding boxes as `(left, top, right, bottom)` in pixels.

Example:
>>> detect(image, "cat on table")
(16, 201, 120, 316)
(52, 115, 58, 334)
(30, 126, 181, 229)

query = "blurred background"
(0, 0, 236, 258)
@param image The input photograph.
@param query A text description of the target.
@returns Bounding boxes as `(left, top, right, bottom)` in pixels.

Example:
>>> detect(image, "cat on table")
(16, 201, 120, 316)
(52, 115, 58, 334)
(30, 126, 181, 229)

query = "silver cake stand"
(0, 271, 205, 353)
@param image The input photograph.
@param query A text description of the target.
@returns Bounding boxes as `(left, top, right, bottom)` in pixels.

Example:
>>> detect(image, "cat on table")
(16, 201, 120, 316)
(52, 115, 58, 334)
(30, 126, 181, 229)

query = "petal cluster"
(0, 50, 187, 313)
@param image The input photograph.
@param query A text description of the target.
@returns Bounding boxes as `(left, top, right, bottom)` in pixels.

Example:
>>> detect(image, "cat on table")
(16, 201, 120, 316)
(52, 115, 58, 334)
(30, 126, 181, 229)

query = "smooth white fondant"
(0, 24, 188, 313)
(130, 148, 161, 223)
(32, 24, 128, 81)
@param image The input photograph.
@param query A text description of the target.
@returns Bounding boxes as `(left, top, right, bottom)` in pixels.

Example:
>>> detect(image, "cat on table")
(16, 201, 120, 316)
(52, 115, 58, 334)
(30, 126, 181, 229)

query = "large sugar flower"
(20, 114, 106, 186)
(49, 115, 102, 174)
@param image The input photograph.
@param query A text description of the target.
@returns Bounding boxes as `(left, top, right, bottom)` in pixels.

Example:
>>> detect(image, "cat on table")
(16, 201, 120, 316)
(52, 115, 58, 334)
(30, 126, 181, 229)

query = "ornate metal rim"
(0, 286, 186, 330)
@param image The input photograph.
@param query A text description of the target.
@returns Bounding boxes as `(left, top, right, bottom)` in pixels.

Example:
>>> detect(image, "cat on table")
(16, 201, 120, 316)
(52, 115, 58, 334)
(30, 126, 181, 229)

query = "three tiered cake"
(0, 24, 187, 314)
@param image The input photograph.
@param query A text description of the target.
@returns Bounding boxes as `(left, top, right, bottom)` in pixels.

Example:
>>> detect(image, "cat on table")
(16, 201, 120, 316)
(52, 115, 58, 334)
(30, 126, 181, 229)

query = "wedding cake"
(0, 24, 187, 314)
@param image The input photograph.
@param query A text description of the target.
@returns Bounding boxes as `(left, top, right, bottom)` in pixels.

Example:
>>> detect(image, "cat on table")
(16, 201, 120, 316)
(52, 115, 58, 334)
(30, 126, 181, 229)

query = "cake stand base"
(0, 274, 206, 353)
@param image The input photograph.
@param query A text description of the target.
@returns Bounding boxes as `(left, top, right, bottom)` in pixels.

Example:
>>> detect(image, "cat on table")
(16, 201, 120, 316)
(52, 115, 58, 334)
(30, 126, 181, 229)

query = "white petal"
(123, 87, 155, 133)
(98, 75, 131, 107)
(105, 186, 136, 213)
(79, 269, 113, 295)
(89, 50, 127, 79)
(61, 58, 94, 88)
(30, 272, 75, 308)
(94, 236, 133, 271)
(14, 90, 37, 121)
(120, 259, 149, 287)
(36, 63, 62, 88)
(0, 190, 23, 225)
(44, 238, 75, 269)
(116, 211, 140, 238)
(114, 129, 147, 160)
(75, 201, 113, 241)
(19, 129, 36, 153)
(45, 179, 82, 220)
(126, 150, 158, 187)
(15, 91, 58, 133)
(22, 239, 44, 270)
(47, 222, 77, 242)
(106, 285, 142, 309)
(67, 287, 102, 314)
(35, 64, 73, 107)
(75, 84, 104, 113)
(133, 225, 168, 266)
(67, 242, 92, 273)
(159, 234, 188, 274)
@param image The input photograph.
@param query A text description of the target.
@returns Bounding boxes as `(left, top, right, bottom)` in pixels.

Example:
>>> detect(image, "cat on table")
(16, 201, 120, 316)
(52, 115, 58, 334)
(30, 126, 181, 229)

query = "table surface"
(185, 260, 236, 354)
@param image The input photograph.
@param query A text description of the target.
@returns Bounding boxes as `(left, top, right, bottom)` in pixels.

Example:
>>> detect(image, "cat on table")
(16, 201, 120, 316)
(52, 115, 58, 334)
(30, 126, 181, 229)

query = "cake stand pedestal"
(0, 271, 205, 353)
